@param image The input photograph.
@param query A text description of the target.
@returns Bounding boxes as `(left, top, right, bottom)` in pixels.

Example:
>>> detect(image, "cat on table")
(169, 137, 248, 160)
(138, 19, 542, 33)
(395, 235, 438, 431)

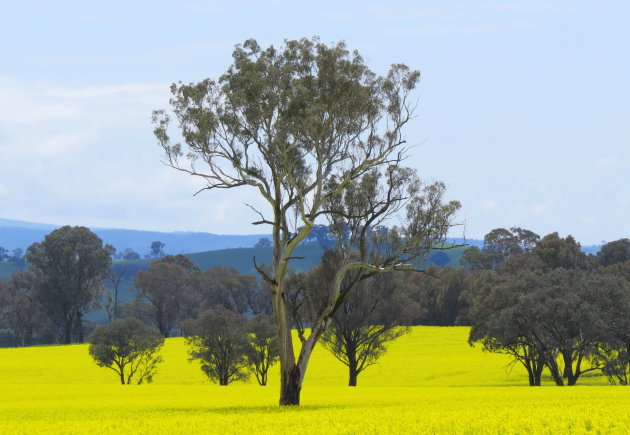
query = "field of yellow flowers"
(1, 326, 629, 434)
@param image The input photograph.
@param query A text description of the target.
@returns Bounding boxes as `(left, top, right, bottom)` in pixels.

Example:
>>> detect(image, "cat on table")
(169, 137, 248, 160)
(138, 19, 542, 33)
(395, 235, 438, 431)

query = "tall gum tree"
(26, 226, 113, 344)
(153, 37, 460, 405)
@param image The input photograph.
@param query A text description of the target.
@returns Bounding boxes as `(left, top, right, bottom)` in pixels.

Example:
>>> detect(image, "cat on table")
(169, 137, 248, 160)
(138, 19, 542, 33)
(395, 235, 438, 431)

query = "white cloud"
(529, 200, 556, 215)
(0, 76, 274, 234)
(481, 200, 496, 211)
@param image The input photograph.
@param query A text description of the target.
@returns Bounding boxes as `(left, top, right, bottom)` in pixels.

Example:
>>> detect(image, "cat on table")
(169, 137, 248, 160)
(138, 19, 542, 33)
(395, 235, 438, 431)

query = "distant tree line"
(2, 224, 630, 387)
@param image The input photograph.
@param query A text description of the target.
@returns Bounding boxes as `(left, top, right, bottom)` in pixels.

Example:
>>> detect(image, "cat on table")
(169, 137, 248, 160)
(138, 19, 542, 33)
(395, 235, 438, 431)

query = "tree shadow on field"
(160, 403, 365, 415)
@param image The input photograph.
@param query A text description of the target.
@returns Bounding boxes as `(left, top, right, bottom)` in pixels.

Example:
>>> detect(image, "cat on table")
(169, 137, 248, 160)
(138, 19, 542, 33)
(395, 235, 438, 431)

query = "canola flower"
(1, 327, 629, 434)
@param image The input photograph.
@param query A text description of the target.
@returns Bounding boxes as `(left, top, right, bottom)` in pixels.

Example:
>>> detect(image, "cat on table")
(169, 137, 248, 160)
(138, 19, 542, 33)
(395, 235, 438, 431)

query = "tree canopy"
(184, 307, 250, 386)
(25, 226, 113, 344)
(88, 317, 164, 385)
(154, 37, 460, 405)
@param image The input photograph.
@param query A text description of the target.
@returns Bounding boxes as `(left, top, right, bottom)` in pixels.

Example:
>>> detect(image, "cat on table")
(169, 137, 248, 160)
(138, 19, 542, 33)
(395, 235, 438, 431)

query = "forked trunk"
(280, 364, 302, 405)
(276, 288, 327, 405)
(275, 278, 303, 405)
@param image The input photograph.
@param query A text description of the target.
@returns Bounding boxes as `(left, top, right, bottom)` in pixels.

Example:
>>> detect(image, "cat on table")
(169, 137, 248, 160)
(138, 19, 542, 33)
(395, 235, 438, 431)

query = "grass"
(1, 326, 629, 433)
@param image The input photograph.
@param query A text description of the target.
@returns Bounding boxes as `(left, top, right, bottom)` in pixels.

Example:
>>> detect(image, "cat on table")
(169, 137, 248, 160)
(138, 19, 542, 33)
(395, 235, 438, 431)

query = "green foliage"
(0, 262, 22, 280)
(245, 314, 279, 386)
(189, 267, 264, 317)
(25, 226, 113, 344)
(184, 307, 250, 386)
(460, 227, 540, 271)
(533, 232, 587, 271)
(88, 317, 164, 384)
(598, 238, 630, 267)
(134, 260, 191, 337)
(468, 269, 630, 386)
(154, 36, 462, 405)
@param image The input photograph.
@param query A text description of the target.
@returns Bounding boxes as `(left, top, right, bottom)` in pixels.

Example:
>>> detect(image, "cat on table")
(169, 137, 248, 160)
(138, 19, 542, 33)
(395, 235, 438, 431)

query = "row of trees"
(2, 240, 167, 264)
(87, 226, 630, 389)
(0, 247, 25, 266)
(0, 224, 274, 346)
(89, 310, 279, 386)
(0, 223, 421, 388)
(462, 228, 630, 386)
(468, 268, 630, 386)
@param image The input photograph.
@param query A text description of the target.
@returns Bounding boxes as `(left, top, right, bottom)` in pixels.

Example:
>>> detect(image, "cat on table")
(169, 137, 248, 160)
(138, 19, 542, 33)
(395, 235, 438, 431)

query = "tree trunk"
(274, 276, 302, 405)
(275, 287, 326, 405)
(277, 307, 308, 405)
(62, 316, 73, 344)
(547, 360, 564, 386)
(349, 366, 358, 386)
(532, 362, 543, 386)
(74, 312, 84, 343)
(280, 364, 302, 405)
(562, 352, 581, 386)
(526, 368, 535, 386)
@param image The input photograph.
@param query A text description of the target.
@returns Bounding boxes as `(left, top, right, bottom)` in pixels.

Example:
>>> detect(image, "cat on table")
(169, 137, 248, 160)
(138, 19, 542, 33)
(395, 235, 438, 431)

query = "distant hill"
(0, 217, 270, 256)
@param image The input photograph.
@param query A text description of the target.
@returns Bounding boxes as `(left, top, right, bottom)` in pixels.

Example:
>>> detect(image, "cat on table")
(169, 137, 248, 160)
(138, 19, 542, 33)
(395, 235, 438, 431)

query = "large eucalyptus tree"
(26, 226, 113, 344)
(153, 37, 460, 405)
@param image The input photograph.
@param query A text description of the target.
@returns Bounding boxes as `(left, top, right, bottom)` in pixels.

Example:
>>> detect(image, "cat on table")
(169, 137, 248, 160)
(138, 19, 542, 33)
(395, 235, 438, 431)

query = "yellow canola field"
(1, 326, 629, 434)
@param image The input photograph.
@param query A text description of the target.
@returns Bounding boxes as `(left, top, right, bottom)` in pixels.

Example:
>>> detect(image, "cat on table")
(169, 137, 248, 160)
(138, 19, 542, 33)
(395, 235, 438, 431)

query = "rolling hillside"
(0, 217, 269, 256)
(0, 241, 469, 281)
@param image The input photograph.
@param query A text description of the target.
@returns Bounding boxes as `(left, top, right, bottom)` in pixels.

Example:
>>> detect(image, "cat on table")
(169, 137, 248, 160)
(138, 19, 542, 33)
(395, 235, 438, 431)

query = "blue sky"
(0, 0, 628, 245)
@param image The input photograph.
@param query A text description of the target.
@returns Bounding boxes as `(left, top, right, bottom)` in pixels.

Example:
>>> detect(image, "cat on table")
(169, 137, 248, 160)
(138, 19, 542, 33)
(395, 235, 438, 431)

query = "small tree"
(289, 251, 414, 386)
(188, 267, 260, 317)
(11, 248, 26, 271)
(184, 307, 250, 385)
(122, 248, 141, 260)
(150, 241, 165, 259)
(3, 272, 41, 347)
(134, 259, 191, 337)
(534, 232, 586, 271)
(88, 317, 164, 385)
(104, 264, 128, 323)
(245, 314, 279, 386)
(254, 238, 272, 248)
(598, 239, 630, 267)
